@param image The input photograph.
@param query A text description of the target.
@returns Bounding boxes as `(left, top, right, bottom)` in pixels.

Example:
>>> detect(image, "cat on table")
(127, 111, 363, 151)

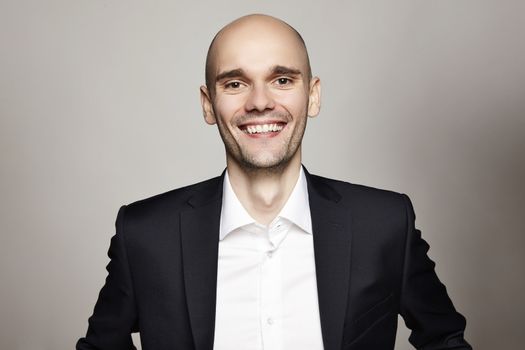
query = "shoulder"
(309, 172, 407, 202)
(121, 175, 223, 220)
(307, 172, 411, 217)
(308, 173, 415, 240)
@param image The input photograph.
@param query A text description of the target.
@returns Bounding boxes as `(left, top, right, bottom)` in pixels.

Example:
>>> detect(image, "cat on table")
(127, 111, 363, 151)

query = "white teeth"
(244, 123, 284, 134)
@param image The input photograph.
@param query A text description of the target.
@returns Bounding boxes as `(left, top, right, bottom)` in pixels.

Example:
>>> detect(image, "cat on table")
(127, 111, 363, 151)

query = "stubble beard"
(216, 111, 307, 175)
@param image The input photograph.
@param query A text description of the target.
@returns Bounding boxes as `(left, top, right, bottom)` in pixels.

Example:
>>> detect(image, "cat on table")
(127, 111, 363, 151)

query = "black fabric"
(77, 169, 471, 350)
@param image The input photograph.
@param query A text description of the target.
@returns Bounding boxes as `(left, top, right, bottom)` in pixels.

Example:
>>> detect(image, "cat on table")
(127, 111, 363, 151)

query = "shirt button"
(267, 317, 274, 325)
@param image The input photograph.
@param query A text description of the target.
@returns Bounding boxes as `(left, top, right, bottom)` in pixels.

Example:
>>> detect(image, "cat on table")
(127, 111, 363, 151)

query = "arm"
(400, 195, 472, 350)
(77, 206, 138, 350)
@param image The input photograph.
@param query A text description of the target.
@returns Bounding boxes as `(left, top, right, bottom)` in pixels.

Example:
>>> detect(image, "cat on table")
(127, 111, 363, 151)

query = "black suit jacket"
(77, 170, 471, 350)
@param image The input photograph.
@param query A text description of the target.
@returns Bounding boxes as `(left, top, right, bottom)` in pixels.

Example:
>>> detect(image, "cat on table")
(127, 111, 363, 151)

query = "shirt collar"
(219, 166, 312, 240)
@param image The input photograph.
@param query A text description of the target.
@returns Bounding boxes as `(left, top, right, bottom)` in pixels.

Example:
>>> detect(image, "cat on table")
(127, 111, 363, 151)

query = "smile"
(239, 123, 286, 135)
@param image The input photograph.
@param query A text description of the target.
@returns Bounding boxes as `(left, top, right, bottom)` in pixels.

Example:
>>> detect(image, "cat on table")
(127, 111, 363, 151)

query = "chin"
(237, 152, 296, 173)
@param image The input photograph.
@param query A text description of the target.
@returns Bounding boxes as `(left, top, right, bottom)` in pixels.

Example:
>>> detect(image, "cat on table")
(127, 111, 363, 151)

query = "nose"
(244, 83, 275, 112)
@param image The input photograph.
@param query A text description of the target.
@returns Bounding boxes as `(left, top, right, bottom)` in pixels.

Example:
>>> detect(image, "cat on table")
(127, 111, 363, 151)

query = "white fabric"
(213, 168, 324, 350)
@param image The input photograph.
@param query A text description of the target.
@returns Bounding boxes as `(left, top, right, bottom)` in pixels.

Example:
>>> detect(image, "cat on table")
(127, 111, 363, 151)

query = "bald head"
(205, 14, 312, 92)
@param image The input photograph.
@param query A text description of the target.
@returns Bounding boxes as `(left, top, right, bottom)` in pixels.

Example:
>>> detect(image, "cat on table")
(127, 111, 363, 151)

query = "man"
(77, 14, 471, 350)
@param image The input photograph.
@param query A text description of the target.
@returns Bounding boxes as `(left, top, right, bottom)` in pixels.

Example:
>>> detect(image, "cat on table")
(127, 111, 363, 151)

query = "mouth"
(238, 121, 287, 136)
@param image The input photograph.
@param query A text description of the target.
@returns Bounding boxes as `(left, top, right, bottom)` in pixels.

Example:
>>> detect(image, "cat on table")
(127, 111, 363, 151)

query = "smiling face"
(200, 15, 321, 172)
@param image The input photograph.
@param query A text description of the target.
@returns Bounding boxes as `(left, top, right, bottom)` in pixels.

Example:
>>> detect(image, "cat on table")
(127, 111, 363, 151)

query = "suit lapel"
(306, 170, 353, 350)
(180, 175, 224, 350)
(179, 170, 352, 350)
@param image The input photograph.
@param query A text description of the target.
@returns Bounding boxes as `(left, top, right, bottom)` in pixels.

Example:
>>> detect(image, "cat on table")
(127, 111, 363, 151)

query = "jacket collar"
(180, 167, 352, 350)
(305, 167, 353, 350)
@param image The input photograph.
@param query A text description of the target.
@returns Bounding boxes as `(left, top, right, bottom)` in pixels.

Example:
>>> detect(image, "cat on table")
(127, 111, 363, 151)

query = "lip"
(237, 120, 288, 138)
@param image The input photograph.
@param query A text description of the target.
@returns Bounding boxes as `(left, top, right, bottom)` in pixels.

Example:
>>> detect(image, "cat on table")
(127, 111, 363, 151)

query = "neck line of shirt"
(219, 166, 312, 241)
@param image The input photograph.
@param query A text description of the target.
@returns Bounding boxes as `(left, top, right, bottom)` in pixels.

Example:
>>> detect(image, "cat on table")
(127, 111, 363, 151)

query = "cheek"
(275, 92, 308, 117)
(214, 95, 246, 123)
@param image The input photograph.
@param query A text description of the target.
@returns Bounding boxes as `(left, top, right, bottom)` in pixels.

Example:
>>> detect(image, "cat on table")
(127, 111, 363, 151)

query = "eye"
(276, 77, 291, 85)
(224, 81, 242, 89)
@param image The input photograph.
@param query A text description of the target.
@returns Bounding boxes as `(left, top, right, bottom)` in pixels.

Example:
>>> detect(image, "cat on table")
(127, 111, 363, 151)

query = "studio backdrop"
(1, 1, 524, 349)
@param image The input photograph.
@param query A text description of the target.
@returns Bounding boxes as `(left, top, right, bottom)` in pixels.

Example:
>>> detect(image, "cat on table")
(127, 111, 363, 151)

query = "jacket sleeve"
(400, 195, 472, 350)
(76, 205, 138, 350)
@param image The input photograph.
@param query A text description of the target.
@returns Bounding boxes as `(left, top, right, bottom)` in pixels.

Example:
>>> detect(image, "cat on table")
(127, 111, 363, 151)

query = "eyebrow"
(214, 65, 303, 84)
(215, 69, 245, 82)
(271, 65, 302, 76)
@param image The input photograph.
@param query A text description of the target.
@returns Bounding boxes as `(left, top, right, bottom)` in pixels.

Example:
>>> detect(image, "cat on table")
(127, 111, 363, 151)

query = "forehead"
(211, 22, 309, 76)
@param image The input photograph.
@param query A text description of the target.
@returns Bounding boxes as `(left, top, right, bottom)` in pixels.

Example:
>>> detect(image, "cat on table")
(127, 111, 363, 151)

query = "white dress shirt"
(213, 168, 324, 350)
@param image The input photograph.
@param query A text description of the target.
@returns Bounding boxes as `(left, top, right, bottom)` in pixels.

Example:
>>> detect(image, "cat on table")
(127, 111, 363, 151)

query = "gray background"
(1, 0, 524, 349)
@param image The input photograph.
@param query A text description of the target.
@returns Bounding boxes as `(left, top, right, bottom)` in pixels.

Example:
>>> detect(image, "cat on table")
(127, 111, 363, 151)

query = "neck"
(226, 155, 302, 226)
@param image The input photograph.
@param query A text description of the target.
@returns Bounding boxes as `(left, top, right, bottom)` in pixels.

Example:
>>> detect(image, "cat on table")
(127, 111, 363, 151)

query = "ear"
(200, 85, 216, 125)
(307, 77, 321, 118)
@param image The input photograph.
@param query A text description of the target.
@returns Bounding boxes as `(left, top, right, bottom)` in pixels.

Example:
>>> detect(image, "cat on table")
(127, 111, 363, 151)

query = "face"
(200, 18, 321, 172)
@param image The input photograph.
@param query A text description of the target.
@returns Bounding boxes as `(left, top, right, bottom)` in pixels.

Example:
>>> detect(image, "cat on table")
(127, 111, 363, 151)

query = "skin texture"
(200, 14, 321, 224)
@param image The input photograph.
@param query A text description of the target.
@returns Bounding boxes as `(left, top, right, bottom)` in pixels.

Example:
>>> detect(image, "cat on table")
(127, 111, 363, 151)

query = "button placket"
(259, 225, 284, 350)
